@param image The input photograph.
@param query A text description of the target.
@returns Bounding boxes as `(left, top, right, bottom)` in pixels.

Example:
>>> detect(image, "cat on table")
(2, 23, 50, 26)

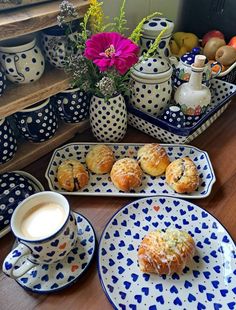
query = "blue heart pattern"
(50, 144, 214, 197)
(99, 197, 235, 309)
(16, 212, 95, 293)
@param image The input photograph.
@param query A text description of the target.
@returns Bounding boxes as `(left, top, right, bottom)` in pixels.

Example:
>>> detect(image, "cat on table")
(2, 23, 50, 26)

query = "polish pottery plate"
(0, 171, 44, 238)
(98, 196, 236, 310)
(45, 143, 215, 199)
(15, 212, 96, 293)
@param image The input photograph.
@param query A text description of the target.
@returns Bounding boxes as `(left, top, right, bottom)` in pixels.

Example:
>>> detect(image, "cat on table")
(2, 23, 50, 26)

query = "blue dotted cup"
(162, 106, 186, 128)
(0, 118, 17, 164)
(53, 87, 90, 123)
(0, 67, 6, 96)
(14, 98, 58, 143)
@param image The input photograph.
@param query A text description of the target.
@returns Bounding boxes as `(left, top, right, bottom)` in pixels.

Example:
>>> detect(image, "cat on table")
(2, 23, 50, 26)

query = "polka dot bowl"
(0, 172, 43, 234)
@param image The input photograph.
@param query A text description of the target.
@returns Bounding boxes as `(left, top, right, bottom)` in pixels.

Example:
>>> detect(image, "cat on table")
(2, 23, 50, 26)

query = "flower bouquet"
(57, 0, 165, 141)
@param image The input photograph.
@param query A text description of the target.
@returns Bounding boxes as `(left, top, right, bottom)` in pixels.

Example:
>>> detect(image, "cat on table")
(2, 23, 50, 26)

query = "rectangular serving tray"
(45, 143, 216, 199)
(127, 79, 236, 143)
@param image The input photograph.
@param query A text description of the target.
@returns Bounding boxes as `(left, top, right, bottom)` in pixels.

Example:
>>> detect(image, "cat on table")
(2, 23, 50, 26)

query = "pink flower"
(84, 32, 139, 74)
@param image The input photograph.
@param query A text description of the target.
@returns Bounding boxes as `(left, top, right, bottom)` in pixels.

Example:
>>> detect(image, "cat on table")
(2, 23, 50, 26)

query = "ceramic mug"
(0, 66, 7, 95)
(0, 118, 17, 164)
(161, 106, 186, 128)
(54, 87, 90, 123)
(14, 98, 58, 142)
(0, 35, 45, 84)
(41, 22, 79, 69)
(2, 191, 78, 279)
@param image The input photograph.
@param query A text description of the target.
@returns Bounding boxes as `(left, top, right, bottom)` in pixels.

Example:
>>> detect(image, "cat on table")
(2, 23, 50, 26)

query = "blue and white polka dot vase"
(0, 67, 6, 96)
(0, 35, 45, 84)
(14, 98, 58, 143)
(90, 94, 127, 142)
(0, 118, 17, 164)
(140, 17, 174, 59)
(54, 87, 90, 123)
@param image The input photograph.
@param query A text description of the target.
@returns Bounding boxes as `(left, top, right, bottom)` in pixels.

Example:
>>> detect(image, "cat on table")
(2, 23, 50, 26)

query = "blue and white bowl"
(162, 106, 185, 128)
(0, 172, 37, 232)
(0, 67, 6, 96)
(14, 98, 58, 142)
(0, 118, 17, 164)
(53, 87, 90, 123)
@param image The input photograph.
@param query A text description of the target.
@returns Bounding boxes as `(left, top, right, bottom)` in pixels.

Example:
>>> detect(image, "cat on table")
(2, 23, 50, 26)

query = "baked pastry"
(138, 229, 195, 275)
(110, 158, 143, 192)
(57, 159, 89, 191)
(86, 144, 115, 174)
(137, 144, 170, 176)
(165, 157, 199, 193)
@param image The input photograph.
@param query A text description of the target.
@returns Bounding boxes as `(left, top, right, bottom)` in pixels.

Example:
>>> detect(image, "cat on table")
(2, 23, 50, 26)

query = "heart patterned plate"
(45, 143, 215, 199)
(98, 196, 236, 310)
(14, 212, 96, 293)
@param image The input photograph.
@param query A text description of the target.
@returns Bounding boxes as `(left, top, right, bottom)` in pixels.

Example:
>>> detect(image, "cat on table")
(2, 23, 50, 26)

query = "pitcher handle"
(2, 243, 36, 279)
(210, 61, 222, 79)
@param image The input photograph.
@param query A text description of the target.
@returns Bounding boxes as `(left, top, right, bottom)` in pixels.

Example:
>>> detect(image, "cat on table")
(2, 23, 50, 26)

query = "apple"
(228, 36, 236, 50)
(202, 30, 225, 47)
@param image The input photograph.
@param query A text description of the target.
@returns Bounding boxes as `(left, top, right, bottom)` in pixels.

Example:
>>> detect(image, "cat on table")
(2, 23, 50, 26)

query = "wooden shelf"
(0, 66, 71, 118)
(0, 0, 90, 41)
(0, 120, 90, 173)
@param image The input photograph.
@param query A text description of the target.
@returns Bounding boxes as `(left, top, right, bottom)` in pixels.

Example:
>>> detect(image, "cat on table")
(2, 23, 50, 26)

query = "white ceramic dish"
(0, 171, 44, 238)
(98, 196, 236, 310)
(45, 143, 215, 199)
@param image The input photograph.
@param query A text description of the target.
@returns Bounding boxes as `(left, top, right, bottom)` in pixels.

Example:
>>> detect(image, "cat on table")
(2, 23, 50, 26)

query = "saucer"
(15, 212, 96, 293)
(0, 171, 44, 238)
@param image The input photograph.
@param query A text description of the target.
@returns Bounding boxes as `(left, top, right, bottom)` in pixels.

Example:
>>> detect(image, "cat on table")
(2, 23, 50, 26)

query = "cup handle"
(2, 243, 36, 279)
(16, 115, 39, 140)
(210, 61, 222, 79)
(3, 54, 25, 82)
(56, 93, 71, 119)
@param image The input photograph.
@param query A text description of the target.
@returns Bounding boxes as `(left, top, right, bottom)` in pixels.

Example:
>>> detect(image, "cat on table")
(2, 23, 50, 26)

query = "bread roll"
(86, 144, 115, 174)
(137, 144, 170, 176)
(165, 157, 199, 193)
(57, 159, 89, 191)
(110, 158, 143, 192)
(138, 229, 195, 275)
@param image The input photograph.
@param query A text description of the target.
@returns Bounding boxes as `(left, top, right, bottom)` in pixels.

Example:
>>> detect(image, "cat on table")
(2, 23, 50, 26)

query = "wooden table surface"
(0, 99, 236, 310)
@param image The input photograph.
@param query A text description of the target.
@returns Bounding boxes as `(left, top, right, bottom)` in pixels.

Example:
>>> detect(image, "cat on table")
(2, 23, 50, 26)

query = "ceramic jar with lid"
(129, 55, 173, 116)
(140, 17, 174, 59)
(171, 47, 222, 88)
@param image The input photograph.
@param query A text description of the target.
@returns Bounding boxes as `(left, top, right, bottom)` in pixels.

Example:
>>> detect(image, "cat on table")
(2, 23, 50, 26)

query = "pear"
(173, 32, 186, 47)
(215, 45, 236, 66)
(173, 32, 199, 52)
(203, 37, 226, 60)
(170, 39, 179, 55)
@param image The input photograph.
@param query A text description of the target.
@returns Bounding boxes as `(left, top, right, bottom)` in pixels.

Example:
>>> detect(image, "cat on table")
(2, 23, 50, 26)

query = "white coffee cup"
(2, 191, 78, 279)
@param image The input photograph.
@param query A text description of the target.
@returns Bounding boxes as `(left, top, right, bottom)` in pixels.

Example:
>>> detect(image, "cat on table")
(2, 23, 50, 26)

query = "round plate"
(0, 171, 44, 238)
(98, 196, 236, 310)
(15, 212, 96, 293)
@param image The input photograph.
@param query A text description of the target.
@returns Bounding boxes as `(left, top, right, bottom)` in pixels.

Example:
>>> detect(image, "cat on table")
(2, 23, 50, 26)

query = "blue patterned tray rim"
(127, 81, 236, 136)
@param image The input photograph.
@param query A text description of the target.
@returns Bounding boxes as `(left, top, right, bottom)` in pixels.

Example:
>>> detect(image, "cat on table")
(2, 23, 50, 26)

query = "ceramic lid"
(131, 56, 172, 81)
(142, 17, 174, 38)
(180, 47, 202, 65)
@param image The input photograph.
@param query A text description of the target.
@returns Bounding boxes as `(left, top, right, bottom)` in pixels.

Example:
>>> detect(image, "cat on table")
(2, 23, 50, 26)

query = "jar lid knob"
(193, 55, 206, 68)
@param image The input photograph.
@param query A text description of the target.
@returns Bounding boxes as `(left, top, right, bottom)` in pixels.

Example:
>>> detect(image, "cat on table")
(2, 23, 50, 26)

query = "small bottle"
(174, 55, 211, 117)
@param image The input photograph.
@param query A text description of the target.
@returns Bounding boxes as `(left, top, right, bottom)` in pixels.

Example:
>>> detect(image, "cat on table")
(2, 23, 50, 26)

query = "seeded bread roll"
(57, 159, 89, 191)
(110, 158, 143, 192)
(138, 228, 195, 275)
(165, 157, 199, 193)
(137, 144, 170, 176)
(86, 144, 115, 174)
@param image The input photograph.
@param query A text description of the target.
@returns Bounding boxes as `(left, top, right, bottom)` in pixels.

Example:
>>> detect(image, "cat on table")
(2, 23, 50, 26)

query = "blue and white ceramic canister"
(54, 87, 90, 123)
(140, 17, 174, 59)
(0, 118, 17, 164)
(0, 35, 45, 84)
(2, 192, 78, 279)
(14, 98, 58, 143)
(0, 67, 6, 96)
(129, 56, 173, 116)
